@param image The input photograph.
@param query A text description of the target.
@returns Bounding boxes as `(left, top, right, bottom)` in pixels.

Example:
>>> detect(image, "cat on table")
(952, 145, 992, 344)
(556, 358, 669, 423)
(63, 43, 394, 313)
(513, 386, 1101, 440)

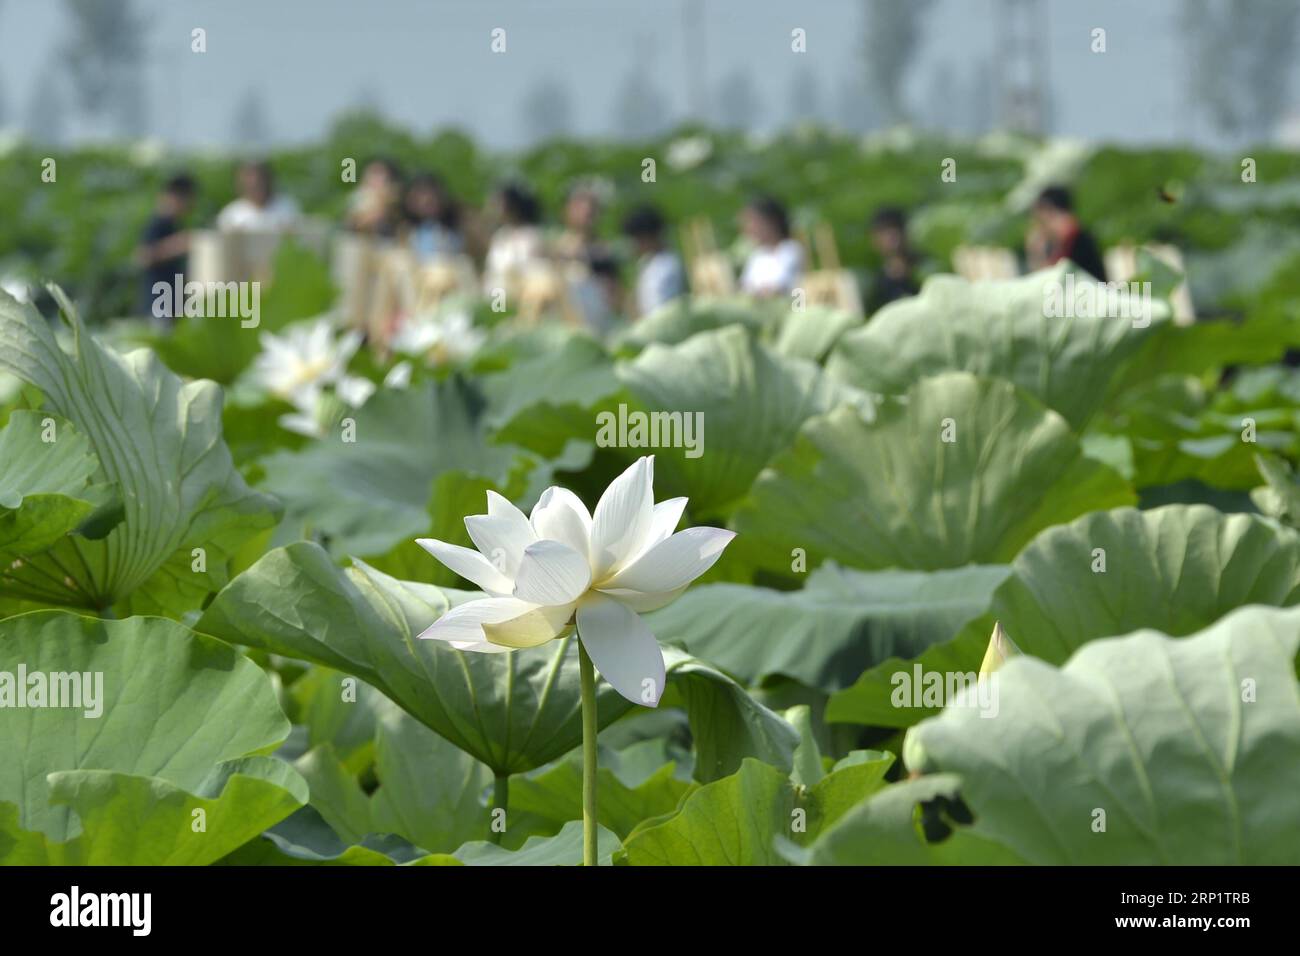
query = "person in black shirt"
(1026, 185, 1107, 281)
(866, 206, 920, 313)
(137, 173, 198, 326)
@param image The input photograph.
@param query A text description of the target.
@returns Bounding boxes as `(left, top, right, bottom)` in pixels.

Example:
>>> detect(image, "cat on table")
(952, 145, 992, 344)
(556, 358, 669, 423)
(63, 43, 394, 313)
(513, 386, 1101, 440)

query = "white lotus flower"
(277, 396, 329, 439)
(334, 374, 376, 408)
(383, 360, 413, 389)
(391, 309, 485, 364)
(252, 318, 363, 405)
(666, 135, 713, 172)
(252, 318, 377, 437)
(415, 456, 734, 705)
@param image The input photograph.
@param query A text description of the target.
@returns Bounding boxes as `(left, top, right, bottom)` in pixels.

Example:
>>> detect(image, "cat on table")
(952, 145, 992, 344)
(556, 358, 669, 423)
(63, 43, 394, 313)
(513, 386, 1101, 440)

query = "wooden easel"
(681, 218, 735, 298)
(332, 233, 387, 334)
(953, 245, 1020, 281)
(795, 222, 864, 316)
(1105, 243, 1196, 326)
(516, 262, 583, 327)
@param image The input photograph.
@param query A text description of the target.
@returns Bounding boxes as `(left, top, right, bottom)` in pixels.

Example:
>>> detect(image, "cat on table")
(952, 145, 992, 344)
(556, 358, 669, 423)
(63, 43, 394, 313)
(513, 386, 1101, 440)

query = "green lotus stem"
(491, 773, 509, 845)
(578, 640, 598, 867)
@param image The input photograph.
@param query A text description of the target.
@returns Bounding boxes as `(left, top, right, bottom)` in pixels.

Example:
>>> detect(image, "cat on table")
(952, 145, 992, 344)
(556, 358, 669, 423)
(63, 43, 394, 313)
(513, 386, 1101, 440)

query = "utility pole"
(681, 0, 709, 120)
(994, 0, 1049, 134)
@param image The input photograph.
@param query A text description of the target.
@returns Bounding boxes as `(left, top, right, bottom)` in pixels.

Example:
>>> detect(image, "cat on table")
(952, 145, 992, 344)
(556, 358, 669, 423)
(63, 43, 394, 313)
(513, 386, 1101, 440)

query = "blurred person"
(403, 173, 464, 260)
(866, 206, 920, 312)
(570, 252, 625, 338)
(217, 160, 300, 232)
(552, 184, 607, 264)
(347, 157, 405, 238)
(739, 196, 804, 298)
(1026, 186, 1107, 281)
(136, 172, 198, 323)
(622, 204, 684, 317)
(483, 182, 546, 293)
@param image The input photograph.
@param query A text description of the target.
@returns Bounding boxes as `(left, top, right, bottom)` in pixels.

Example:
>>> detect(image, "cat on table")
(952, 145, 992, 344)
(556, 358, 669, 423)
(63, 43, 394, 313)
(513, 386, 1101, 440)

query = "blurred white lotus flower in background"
(383, 360, 413, 389)
(129, 137, 168, 168)
(391, 309, 485, 364)
(416, 456, 735, 705)
(253, 318, 361, 402)
(252, 317, 374, 437)
(0, 132, 22, 160)
(666, 135, 713, 172)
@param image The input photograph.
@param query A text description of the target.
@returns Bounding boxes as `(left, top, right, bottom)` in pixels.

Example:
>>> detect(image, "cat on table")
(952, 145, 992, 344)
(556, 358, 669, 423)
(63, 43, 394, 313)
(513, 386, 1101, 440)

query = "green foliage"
(4, 127, 1299, 867)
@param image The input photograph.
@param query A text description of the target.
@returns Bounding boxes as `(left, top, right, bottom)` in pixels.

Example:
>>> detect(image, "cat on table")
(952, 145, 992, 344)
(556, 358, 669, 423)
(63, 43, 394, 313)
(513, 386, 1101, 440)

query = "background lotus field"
(3, 124, 1300, 865)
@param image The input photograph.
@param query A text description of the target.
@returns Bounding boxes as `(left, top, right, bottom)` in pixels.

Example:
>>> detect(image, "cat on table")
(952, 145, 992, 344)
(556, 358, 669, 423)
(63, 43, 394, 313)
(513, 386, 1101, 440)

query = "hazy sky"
(0, 0, 1293, 150)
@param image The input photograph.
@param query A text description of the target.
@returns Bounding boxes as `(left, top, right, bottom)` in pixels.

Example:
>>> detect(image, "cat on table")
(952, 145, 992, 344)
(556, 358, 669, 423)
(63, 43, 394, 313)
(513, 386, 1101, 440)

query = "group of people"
(137, 156, 1104, 332)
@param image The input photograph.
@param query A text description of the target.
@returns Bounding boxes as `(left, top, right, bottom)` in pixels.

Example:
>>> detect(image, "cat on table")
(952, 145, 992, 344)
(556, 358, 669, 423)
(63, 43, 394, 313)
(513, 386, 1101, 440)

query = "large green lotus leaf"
(975, 505, 1300, 662)
(362, 458, 537, 584)
(0, 410, 115, 559)
(452, 819, 621, 865)
(795, 774, 1026, 865)
(826, 264, 1164, 431)
(614, 326, 872, 518)
(229, 819, 614, 866)
(0, 610, 304, 864)
(288, 667, 391, 774)
(484, 326, 867, 521)
(828, 504, 1300, 727)
(219, 807, 446, 866)
(732, 372, 1134, 577)
(0, 288, 280, 616)
(1252, 452, 1300, 527)
(293, 745, 375, 846)
(768, 306, 863, 363)
(1097, 374, 1296, 491)
(1107, 311, 1300, 398)
(220, 391, 311, 469)
(481, 332, 622, 460)
(258, 378, 529, 561)
(2, 760, 307, 865)
(292, 709, 492, 856)
(612, 297, 779, 352)
(814, 605, 1300, 865)
(657, 650, 799, 782)
(646, 562, 1009, 693)
(619, 752, 892, 865)
(196, 542, 797, 778)
(509, 755, 693, 840)
(255, 707, 561, 863)
(368, 707, 494, 853)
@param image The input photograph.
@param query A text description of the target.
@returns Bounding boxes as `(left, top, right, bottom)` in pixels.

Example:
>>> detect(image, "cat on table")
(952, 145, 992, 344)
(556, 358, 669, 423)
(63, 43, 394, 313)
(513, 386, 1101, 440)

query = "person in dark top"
(622, 204, 685, 317)
(1026, 185, 1107, 281)
(867, 206, 920, 313)
(136, 173, 198, 325)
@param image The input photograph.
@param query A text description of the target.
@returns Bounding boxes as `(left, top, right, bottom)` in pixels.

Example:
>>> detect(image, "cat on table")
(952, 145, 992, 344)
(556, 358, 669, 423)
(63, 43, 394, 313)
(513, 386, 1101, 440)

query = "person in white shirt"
(216, 161, 300, 232)
(739, 196, 804, 298)
(622, 204, 684, 317)
(483, 183, 546, 294)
